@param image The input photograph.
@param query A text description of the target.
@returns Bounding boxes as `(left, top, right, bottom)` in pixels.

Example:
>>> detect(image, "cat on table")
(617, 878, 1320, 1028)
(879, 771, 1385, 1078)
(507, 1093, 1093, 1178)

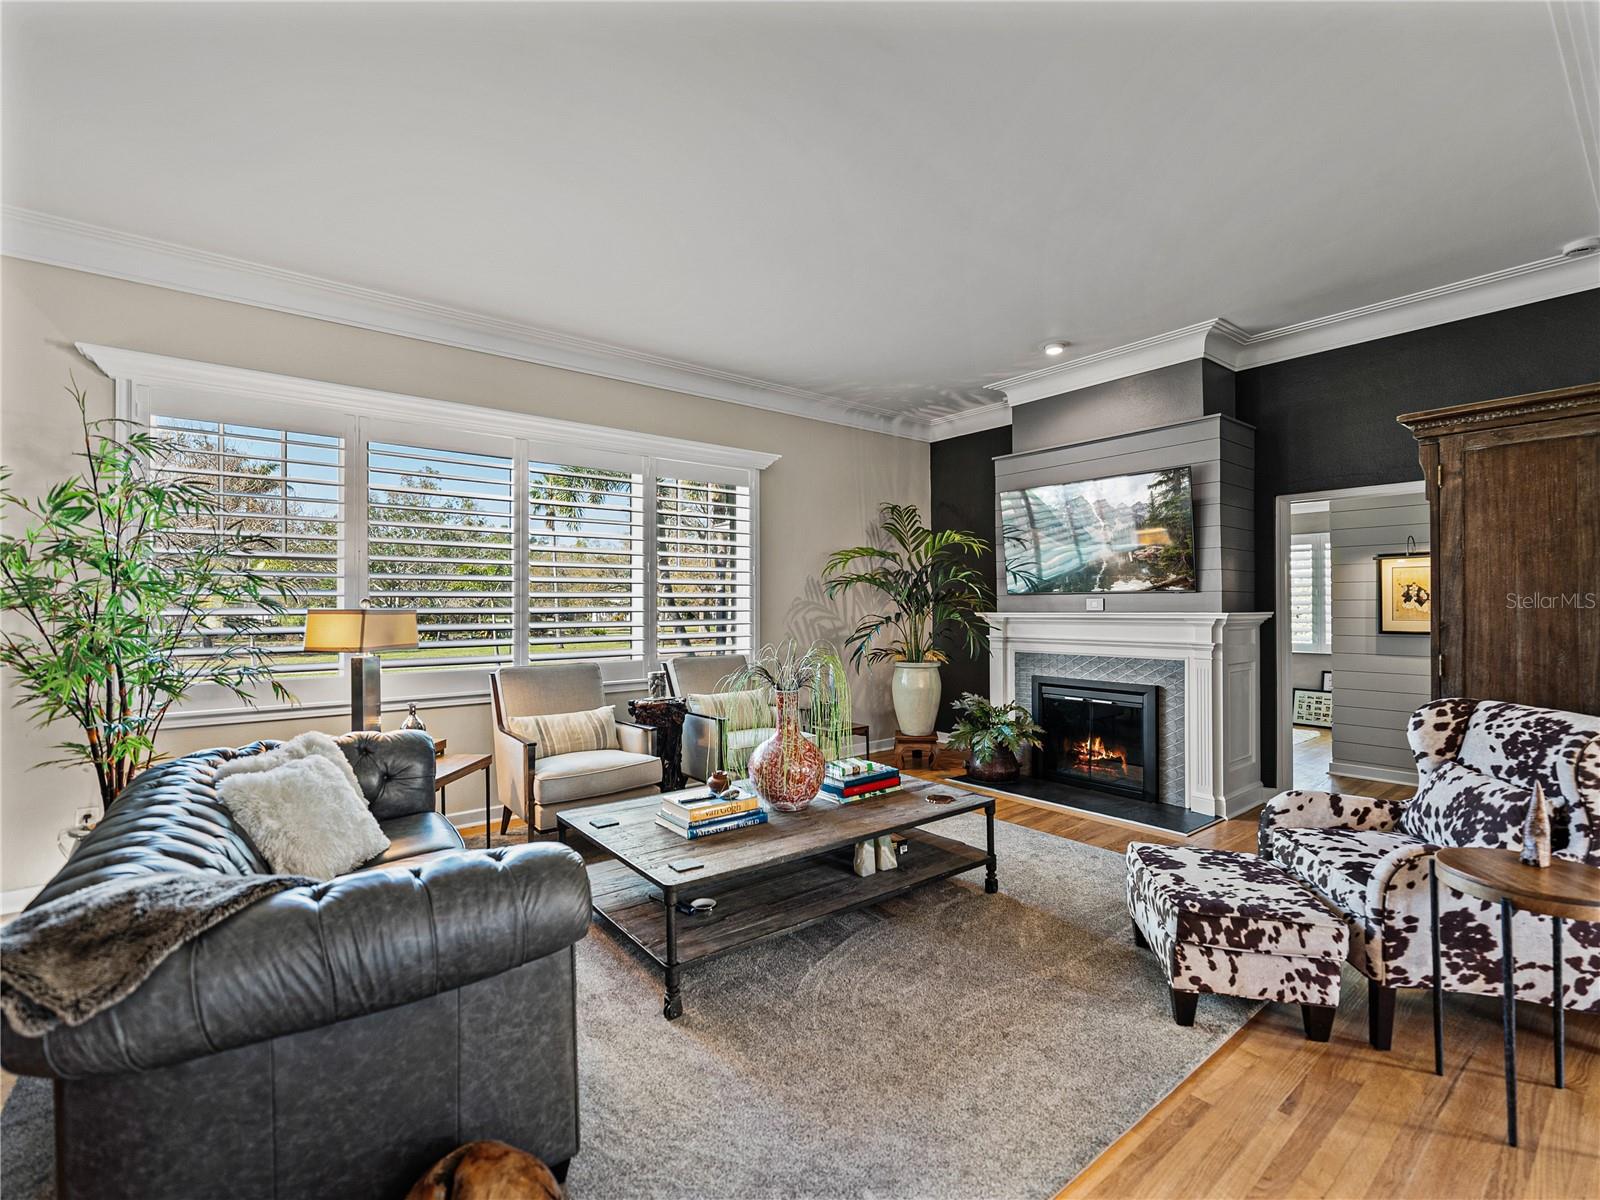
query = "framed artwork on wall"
(1292, 688, 1333, 728)
(1375, 553, 1432, 635)
(1321, 669, 1333, 691)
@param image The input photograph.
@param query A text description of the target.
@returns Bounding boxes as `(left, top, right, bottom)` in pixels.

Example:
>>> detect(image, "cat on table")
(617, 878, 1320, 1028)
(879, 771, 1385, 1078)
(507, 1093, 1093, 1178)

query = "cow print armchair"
(1259, 698, 1600, 1050)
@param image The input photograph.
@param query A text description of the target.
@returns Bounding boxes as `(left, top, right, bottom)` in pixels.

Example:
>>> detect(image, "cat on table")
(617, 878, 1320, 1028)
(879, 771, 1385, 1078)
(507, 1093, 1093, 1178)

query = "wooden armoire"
(1398, 382, 1599, 715)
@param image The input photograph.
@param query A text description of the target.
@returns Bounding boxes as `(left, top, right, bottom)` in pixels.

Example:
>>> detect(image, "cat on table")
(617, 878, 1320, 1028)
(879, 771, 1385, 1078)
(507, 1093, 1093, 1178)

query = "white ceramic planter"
(891, 662, 942, 736)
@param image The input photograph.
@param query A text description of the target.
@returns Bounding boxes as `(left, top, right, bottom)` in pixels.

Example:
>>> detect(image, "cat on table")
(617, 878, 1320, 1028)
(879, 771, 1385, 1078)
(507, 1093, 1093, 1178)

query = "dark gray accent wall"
(1237, 287, 1600, 784)
(995, 414, 1256, 613)
(930, 423, 1012, 730)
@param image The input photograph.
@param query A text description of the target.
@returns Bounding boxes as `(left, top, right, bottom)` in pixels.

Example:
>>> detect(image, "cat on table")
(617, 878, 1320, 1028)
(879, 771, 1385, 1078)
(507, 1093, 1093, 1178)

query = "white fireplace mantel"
(983, 611, 1272, 819)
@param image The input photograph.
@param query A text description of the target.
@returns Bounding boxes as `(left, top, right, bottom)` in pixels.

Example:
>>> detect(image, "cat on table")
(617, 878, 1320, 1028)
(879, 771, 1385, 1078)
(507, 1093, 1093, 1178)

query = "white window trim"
(82, 343, 778, 727)
(1289, 530, 1332, 656)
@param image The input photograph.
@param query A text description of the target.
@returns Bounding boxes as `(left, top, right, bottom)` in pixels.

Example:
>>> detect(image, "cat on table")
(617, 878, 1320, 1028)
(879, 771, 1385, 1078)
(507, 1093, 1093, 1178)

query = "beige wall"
(1, 257, 929, 902)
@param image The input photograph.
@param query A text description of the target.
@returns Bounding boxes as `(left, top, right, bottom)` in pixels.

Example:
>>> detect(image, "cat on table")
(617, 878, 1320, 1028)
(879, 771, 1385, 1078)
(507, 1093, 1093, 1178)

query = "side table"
(436, 751, 494, 846)
(1430, 846, 1600, 1146)
(628, 697, 688, 791)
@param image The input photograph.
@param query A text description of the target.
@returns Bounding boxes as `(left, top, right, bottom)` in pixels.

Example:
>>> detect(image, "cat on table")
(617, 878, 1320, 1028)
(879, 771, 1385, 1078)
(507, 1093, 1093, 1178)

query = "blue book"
(654, 810, 769, 839)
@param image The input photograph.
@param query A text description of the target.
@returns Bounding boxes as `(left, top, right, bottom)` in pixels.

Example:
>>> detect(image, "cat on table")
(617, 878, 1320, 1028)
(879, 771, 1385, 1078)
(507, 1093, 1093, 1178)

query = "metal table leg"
(1431, 858, 1444, 1076)
(663, 887, 683, 1020)
(1553, 916, 1565, 1089)
(984, 802, 998, 894)
(1500, 898, 1518, 1147)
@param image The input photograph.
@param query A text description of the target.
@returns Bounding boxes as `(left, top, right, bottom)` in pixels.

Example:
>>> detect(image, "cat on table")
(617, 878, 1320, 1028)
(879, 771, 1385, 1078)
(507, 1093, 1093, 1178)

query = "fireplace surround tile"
(1014, 651, 1186, 807)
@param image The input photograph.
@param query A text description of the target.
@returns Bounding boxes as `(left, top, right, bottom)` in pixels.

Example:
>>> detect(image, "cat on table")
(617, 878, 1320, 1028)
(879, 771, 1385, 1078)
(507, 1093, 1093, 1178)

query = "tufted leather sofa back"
(28, 730, 441, 910)
(30, 745, 274, 909)
(338, 729, 437, 820)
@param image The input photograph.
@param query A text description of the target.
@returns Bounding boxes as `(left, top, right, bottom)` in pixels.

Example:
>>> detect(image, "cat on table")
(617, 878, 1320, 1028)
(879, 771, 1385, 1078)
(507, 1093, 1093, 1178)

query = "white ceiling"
(4, 2, 1598, 433)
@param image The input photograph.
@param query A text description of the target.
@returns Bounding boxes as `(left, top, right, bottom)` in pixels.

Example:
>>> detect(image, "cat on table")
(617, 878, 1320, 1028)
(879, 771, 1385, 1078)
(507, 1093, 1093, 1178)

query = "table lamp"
(302, 603, 419, 731)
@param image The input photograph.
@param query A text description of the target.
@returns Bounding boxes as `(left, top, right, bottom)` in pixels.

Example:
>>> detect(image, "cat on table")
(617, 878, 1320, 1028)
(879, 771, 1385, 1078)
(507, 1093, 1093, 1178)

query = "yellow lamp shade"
(302, 607, 419, 652)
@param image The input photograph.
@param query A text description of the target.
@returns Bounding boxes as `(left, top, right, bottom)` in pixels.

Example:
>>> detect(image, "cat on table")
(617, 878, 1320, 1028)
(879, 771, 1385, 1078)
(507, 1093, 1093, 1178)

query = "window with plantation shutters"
(655, 475, 754, 657)
(150, 415, 345, 675)
(527, 462, 645, 661)
(367, 441, 516, 668)
(1289, 531, 1332, 654)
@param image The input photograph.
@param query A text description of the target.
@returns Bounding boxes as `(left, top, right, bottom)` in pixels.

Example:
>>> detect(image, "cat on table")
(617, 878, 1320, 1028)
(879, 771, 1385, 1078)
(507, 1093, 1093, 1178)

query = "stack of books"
(655, 788, 769, 839)
(820, 758, 901, 804)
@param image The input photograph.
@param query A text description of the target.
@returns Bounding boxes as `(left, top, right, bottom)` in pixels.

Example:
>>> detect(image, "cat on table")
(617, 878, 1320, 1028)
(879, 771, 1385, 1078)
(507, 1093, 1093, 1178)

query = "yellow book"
(659, 793, 762, 824)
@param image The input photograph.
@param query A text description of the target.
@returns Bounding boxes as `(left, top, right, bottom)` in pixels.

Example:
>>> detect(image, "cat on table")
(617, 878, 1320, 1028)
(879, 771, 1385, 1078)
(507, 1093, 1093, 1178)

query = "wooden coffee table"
(558, 779, 997, 1019)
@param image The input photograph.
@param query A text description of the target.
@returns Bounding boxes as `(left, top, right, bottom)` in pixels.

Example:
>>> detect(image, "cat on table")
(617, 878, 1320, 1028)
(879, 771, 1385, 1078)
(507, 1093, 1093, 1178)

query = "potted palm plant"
(822, 503, 992, 736)
(946, 693, 1044, 782)
(0, 380, 298, 813)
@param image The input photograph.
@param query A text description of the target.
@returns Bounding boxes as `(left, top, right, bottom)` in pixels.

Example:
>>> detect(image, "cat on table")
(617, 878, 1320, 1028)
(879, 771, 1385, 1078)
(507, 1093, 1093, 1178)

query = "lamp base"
(351, 654, 383, 732)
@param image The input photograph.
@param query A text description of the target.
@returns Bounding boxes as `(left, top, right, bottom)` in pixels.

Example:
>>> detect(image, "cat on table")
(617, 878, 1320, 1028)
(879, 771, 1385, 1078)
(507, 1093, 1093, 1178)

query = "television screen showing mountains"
(1001, 467, 1197, 595)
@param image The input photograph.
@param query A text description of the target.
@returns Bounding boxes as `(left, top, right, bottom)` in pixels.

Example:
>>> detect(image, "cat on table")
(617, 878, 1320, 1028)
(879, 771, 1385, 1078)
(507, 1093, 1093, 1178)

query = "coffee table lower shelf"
(586, 829, 990, 1018)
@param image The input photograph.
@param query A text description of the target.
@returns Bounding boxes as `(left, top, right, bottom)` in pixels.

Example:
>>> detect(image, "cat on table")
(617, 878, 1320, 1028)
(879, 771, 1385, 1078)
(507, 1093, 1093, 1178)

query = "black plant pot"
(966, 747, 1020, 782)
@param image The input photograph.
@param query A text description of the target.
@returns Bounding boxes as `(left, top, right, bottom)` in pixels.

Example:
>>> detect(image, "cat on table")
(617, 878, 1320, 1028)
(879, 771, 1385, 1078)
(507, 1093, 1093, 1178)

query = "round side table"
(1430, 847, 1600, 1147)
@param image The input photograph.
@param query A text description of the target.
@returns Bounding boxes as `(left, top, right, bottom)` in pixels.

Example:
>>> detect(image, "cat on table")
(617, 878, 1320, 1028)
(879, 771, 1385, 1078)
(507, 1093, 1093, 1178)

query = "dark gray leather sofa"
(1, 731, 591, 1200)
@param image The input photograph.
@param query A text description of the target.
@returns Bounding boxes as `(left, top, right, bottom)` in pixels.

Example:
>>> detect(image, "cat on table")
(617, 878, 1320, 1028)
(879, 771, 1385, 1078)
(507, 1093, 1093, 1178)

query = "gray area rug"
(2, 814, 1260, 1199)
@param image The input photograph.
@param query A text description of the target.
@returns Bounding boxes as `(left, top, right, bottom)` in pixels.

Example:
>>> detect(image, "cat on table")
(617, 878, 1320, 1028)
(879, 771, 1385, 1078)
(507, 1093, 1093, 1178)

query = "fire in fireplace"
(1032, 677, 1159, 803)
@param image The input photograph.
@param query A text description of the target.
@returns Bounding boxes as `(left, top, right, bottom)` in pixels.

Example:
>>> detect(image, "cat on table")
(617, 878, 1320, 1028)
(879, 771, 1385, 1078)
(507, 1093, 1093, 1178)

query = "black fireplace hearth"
(1032, 676, 1159, 803)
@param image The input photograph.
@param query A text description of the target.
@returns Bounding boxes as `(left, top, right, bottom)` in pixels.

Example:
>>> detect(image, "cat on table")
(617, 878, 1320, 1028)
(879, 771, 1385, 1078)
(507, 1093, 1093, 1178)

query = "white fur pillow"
(218, 756, 390, 879)
(214, 731, 365, 800)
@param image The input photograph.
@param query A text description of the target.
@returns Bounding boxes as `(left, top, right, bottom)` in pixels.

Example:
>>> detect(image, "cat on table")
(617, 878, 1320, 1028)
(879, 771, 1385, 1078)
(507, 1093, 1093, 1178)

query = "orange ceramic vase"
(748, 690, 825, 812)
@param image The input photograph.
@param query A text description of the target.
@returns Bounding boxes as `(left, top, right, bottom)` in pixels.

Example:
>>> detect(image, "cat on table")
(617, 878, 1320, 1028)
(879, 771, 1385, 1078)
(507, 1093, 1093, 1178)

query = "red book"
(822, 776, 901, 798)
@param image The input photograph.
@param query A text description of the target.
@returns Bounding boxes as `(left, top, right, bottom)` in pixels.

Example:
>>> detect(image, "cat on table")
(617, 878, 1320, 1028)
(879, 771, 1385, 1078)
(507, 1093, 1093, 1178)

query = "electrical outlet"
(1086, 597, 1106, 612)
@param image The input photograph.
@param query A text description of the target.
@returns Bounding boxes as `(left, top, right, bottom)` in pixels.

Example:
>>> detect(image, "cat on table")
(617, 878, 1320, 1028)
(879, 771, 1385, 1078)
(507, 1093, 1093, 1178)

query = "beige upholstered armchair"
(668, 654, 769, 783)
(490, 663, 662, 836)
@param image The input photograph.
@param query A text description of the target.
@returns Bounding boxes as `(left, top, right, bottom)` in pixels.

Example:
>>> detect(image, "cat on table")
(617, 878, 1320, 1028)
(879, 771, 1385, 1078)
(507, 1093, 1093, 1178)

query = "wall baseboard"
(1328, 759, 1419, 789)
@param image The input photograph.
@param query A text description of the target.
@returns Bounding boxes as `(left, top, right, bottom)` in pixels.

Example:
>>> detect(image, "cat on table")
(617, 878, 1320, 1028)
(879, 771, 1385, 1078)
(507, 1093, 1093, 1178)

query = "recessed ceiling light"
(1041, 341, 1069, 357)
(1561, 235, 1600, 257)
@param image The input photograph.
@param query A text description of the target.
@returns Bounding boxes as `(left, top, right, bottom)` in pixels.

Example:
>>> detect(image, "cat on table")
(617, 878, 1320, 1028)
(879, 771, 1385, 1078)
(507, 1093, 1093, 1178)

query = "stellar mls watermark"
(1505, 592, 1598, 610)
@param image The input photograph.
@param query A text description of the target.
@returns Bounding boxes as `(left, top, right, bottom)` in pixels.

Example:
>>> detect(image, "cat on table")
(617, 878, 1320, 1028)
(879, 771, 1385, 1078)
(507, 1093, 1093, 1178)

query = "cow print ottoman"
(1126, 842, 1349, 1040)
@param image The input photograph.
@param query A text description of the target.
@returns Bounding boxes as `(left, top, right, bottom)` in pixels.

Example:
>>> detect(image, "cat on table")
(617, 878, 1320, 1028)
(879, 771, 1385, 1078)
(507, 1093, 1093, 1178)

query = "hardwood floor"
(895, 750, 1596, 1200)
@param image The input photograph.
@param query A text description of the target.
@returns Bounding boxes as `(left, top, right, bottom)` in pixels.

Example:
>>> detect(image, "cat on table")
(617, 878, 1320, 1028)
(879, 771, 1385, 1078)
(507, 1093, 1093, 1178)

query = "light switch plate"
(1086, 597, 1106, 612)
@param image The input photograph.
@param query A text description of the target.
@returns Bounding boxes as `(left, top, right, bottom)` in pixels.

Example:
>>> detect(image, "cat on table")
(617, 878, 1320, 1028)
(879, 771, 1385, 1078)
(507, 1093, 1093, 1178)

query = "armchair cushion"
(687, 688, 771, 730)
(532, 749, 662, 807)
(509, 704, 619, 757)
(1398, 759, 1532, 850)
(1262, 826, 1430, 926)
(1456, 699, 1600, 801)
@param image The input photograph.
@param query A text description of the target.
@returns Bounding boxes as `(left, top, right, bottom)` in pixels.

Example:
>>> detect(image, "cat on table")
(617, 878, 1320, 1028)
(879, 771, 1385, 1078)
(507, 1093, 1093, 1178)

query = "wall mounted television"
(1000, 466, 1197, 595)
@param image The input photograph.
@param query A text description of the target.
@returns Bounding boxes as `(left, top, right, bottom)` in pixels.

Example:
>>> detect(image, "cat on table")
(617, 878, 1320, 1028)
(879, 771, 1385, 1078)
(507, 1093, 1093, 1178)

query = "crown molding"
(1226, 251, 1600, 369)
(2, 206, 920, 440)
(992, 254, 1599, 406)
(994, 319, 1248, 407)
(922, 399, 1013, 441)
(9, 206, 1597, 439)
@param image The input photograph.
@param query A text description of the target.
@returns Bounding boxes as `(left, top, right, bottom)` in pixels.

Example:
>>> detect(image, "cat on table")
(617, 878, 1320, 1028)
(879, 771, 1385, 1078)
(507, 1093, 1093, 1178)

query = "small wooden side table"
(628, 697, 689, 791)
(1430, 847, 1600, 1147)
(892, 731, 939, 770)
(436, 751, 494, 846)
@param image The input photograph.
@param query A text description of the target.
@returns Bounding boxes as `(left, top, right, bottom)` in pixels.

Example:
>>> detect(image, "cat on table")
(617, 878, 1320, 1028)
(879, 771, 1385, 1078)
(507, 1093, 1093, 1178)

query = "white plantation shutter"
(1289, 531, 1331, 655)
(151, 415, 345, 676)
(527, 461, 646, 661)
(655, 474, 754, 657)
(367, 441, 516, 668)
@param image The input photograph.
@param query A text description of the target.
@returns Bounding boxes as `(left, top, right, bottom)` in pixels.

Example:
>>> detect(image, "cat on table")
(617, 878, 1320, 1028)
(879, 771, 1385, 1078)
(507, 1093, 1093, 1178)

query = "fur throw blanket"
(1, 871, 313, 1037)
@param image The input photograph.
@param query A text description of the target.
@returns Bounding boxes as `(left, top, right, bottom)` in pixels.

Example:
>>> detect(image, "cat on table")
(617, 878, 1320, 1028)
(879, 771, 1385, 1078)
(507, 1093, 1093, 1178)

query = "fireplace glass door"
(1034, 679, 1158, 802)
